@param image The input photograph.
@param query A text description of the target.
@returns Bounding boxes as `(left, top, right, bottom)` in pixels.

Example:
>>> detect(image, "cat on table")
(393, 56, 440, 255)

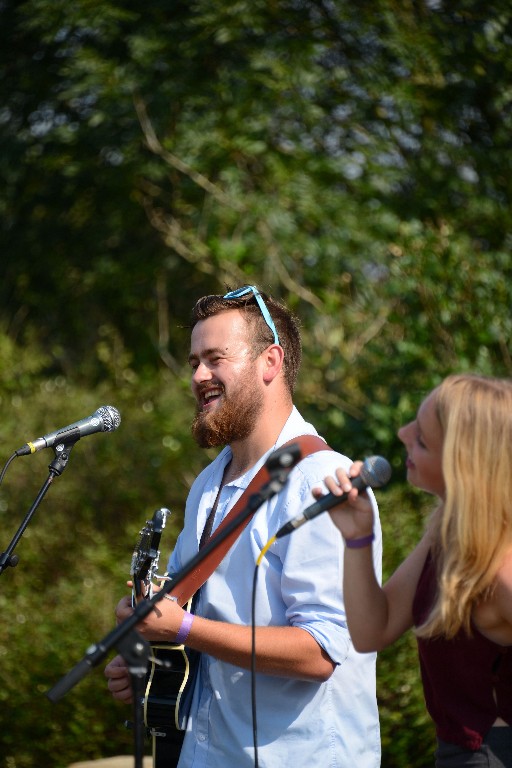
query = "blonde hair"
(417, 373, 512, 639)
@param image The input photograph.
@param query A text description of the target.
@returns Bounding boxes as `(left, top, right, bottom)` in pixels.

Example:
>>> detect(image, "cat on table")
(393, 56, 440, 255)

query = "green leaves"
(1, 1, 512, 763)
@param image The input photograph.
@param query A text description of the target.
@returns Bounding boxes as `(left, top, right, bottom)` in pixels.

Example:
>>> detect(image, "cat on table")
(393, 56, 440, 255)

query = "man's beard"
(191, 368, 264, 448)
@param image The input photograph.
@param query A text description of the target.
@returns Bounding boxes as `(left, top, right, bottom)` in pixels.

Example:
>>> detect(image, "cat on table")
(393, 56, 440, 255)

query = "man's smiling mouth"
(201, 386, 223, 408)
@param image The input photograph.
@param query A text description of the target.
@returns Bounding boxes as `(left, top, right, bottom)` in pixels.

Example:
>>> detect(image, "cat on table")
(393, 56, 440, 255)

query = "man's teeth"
(204, 388, 222, 403)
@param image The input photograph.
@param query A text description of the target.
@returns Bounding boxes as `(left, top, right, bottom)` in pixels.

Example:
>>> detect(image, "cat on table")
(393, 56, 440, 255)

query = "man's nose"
(192, 361, 212, 383)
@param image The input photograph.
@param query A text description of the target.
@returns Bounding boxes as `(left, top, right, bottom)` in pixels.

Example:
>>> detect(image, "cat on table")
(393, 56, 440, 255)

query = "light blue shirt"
(168, 407, 382, 767)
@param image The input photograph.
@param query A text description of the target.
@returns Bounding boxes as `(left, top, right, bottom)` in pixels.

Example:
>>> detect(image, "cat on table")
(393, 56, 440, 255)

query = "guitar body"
(130, 508, 195, 768)
(150, 727, 184, 768)
(144, 643, 189, 768)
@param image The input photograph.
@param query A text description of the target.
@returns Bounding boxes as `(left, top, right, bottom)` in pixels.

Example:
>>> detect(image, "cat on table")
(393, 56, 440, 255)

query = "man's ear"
(261, 344, 284, 383)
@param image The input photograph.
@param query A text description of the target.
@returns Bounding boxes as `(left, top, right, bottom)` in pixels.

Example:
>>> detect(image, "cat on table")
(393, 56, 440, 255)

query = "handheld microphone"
(275, 455, 391, 538)
(15, 406, 121, 456)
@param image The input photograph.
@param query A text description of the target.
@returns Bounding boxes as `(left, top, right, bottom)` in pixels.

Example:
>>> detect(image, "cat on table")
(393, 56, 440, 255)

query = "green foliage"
(0, 365, 199, 767)
(1, 0, 511, 765)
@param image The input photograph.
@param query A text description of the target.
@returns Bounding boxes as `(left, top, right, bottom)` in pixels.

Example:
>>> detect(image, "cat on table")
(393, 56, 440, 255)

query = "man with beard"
(105, 286, 382, 767)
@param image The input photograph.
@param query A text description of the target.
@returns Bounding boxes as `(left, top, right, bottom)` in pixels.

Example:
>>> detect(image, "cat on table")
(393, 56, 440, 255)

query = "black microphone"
(275, 455, 391, 538)
(15, 406, 121, 456)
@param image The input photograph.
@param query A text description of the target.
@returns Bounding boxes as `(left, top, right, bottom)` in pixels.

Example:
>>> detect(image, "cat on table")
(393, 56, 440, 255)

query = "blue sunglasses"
(223, 286, 280, 346)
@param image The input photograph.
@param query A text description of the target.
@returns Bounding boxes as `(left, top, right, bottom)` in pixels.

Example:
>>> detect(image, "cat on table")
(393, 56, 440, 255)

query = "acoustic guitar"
(130, 508, 193, 768)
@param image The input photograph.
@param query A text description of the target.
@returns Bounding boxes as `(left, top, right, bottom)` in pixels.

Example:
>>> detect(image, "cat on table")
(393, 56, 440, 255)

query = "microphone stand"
(0, 439, 79, 578)
(46, 443, 301, 768)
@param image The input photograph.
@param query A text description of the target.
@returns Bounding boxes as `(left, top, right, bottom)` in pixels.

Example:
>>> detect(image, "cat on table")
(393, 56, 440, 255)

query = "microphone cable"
(0, 452, 17, 487)
(250, 535, 277, 768)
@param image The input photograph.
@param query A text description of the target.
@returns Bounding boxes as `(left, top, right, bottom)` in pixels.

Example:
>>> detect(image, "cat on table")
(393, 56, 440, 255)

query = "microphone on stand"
(15, 405, 121, 456)
(275, 455, 391, 538)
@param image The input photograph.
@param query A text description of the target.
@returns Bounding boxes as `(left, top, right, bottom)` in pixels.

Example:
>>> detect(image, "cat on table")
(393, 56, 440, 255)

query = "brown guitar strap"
(169, 435, 332, 606)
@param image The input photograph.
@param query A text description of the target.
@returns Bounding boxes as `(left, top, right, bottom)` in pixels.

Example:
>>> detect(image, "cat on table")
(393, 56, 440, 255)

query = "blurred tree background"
(0, 1, 511, 766)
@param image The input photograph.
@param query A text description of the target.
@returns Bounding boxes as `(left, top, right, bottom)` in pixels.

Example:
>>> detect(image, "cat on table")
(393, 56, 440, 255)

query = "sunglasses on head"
(223, 286, 280, 346)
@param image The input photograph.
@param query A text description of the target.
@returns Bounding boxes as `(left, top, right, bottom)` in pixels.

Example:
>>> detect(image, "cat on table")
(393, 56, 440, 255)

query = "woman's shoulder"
(473, 546, 512, 645)
(495, 547, 512, 605)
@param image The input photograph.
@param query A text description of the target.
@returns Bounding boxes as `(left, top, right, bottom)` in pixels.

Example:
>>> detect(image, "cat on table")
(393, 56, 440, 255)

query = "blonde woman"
(315, 374, 512, 767)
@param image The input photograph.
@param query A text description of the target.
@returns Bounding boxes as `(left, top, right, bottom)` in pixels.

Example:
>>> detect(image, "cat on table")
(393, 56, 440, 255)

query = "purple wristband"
(175, 611, 194, 644)
(344, 532, 375, 549)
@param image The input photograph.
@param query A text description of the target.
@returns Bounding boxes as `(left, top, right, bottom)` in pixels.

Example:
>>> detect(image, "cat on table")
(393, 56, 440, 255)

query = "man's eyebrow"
(188, 346, 224, 363)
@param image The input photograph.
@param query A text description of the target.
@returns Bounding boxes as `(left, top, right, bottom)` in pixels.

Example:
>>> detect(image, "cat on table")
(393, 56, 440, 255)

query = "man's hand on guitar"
(104, 654, 134, 704)
(115, 594, 136, 625)
(115, 592, 188, 644)
(105, 592, 189, 705)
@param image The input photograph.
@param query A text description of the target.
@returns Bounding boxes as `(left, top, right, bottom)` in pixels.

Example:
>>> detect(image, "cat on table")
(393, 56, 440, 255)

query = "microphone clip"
(265, 442, 301, 482)
(244, 443, 302, 514)
(48, 437, 80, 477)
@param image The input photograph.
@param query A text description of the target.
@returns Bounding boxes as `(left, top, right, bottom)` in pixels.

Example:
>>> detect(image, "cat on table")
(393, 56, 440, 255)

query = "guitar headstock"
(131, 507, 170, 603)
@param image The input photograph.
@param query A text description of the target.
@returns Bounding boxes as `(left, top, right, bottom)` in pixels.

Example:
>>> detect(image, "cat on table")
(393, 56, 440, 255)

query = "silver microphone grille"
(97, 405, 121, 432)
(360, 455, 392, 488)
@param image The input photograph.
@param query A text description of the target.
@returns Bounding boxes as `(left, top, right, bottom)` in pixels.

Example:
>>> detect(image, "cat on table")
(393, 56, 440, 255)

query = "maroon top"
(412, 551, 512, 750)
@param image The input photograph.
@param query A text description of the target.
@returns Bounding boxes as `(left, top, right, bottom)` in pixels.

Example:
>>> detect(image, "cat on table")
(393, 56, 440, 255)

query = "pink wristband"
(175, 611, 194, 644)
(344, 532, 374, 549)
